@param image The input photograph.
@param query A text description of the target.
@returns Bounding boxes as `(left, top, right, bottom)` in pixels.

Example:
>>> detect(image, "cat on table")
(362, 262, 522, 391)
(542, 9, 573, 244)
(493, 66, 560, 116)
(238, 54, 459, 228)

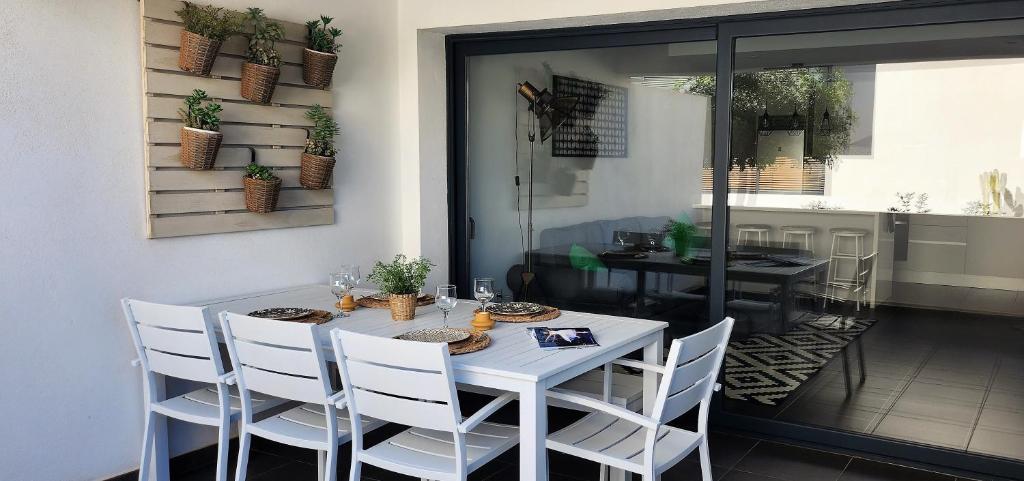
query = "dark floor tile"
(837, 458, 955, 481)
(888, 395, 981, 426)
(872, 414, 972, 449)
(721, 470, 788, 481)
(250, 460, 319, 481)
(966, 428, 1024, 460)
(902, 382, 986, 405)
(705, 432, 759, 469)
(976, 407, 1024, 434)
(733, 442, 850, 481)
(663, 458, 729, 480)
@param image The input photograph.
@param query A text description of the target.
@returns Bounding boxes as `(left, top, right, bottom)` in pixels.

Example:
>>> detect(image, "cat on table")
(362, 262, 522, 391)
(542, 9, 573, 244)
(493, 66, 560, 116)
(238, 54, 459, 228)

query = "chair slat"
(336, 331, 447, 372)
(137, 324, 215, 358)
(240, 365, 328, 405)
(146, 348, 219, 383)
(667, 347, 720, 396)
(660, 377, 711, 421)
(345, 359, 451, 402)
(352, 388, 456, 431)
(677, 319, 732, 364)
(223, 313, 318, 349)
(128, 299, 207, 331)
(233, 339, 322, 378)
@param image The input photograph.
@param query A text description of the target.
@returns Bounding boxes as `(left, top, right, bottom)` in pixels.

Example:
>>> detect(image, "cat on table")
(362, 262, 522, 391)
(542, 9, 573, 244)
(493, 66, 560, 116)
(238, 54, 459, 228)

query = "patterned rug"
(724, 313, 875, 406)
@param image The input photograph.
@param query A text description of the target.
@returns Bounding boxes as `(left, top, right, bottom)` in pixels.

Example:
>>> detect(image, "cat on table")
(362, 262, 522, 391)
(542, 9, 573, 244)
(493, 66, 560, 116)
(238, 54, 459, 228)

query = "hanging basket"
(240, 62, 280, 103)
(389, 294, 418, 321)
(178, 30, 222, 76)
(302, 49, 338, 89)
(180, 127, 222, 170)
(243, 176, 281, 213)
(299, 152, 336, 190)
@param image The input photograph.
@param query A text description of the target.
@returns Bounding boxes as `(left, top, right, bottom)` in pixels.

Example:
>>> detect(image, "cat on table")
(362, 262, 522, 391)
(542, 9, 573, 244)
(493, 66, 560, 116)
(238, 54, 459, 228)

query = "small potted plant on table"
(175, 2, 244, 76)
(240, 8, 283, 103)
(179, 89, 223, 170)
(300, 104, 339, 189)
(303, 16, 342, 88)
(243, 162, 281, 213)
(367, 255, 434, 321)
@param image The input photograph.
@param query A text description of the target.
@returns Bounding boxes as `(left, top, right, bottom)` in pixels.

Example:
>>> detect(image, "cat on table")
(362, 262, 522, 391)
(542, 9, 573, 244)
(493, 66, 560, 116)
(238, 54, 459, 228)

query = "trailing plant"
(888, 192, 930, 213)
(305, 16, 343, 53)
(802, 200, 840, 210)
(963, 200, 994, 216)
(244, 8, 284, 67)
(245, 162, 275, 181)
(304, 104, 339, 156)
(367, 254, 434, 296)
(179, 89, 222, 131)
(679, 67, 856, 170)
(176, 1, 245, 41)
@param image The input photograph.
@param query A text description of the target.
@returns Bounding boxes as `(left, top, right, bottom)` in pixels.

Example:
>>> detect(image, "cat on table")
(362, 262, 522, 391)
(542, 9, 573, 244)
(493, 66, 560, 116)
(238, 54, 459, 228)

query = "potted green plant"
(243, 162, 281, 213)
(178, 89, 223, 170)
(303, 16, 343, 88)
(367, 255, 434, 321)
(663, 219, 697, 259)
(300, 104, 339, 189)
(175, 1, 244, 76)
(240, 8, 283, 103)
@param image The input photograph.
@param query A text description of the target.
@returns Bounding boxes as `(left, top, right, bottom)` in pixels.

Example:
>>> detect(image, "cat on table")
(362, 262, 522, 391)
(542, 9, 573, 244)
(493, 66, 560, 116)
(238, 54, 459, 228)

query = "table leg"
(634, 271, 647, 318)
(520, 383, 548, 481)
(149, 375, 170, 481)
(643, 335, 665, 416)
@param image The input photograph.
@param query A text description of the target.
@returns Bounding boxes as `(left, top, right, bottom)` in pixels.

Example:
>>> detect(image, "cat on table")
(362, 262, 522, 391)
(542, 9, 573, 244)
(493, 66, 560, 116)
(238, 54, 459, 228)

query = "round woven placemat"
(476, 306, 561, 323)
(356, 294, 436, 309)
(447, 328, 490, 355)
(282, 309, 334, 325)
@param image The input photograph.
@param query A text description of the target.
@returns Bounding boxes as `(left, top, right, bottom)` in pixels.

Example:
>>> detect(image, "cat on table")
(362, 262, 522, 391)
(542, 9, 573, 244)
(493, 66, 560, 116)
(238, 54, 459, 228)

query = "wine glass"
(474, 278, 495, 312)
(436, 284, 458, 328)
(330, 272, 347, 317)
(330, 266, 360, 317)
(615, 231, 628, 247)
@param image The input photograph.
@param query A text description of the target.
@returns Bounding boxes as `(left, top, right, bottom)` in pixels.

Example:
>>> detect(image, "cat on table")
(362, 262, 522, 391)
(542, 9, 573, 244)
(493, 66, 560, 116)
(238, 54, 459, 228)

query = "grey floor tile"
(976, 407, 1024, 434)
(888, 395, 981, 426)
(733, 442, 850, 481)
(982, 390, 1024, 412)
(838, 458, 955, 481)
(872, 414, 972, 449)
(777, 400, 882, 433)
(722, 470, 788, 481)
(902, 382, 986, 405)
(966, 428, 1024, 460)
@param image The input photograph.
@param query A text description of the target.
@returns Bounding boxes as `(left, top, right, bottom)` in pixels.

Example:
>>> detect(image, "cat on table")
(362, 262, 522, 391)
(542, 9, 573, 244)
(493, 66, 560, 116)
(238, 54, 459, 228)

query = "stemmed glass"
(436, 284, 458, 328)
(330, 265, 360, 317)
(615, 231, 628, 248)
(474, 278, 495, 312)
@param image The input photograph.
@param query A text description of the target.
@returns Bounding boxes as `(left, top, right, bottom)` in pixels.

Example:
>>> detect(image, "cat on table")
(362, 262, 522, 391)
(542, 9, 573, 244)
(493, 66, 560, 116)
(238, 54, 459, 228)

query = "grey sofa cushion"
(539, 215, 671, 248)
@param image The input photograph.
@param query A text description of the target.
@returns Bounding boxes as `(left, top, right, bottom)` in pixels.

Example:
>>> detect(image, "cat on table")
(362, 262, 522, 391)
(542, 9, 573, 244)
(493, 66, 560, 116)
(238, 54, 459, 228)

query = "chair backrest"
(219, 312, 332, 407)
(332, 330, 466, 470)
(651, 317, 734, 424)
(122, 298, 225, 384)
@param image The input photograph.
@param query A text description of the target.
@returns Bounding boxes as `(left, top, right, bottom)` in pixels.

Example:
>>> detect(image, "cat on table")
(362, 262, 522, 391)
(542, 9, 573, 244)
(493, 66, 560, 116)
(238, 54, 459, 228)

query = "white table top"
(200, 285, 667, 383)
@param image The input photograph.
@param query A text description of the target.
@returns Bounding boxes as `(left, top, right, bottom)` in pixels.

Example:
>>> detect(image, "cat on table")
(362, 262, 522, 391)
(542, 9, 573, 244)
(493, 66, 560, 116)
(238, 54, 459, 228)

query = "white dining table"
(197, 284, 668, 481)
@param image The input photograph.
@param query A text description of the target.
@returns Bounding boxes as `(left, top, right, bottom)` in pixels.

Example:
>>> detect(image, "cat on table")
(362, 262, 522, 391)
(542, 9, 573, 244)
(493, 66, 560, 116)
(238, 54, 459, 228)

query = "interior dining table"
(188, 284, 669, 481)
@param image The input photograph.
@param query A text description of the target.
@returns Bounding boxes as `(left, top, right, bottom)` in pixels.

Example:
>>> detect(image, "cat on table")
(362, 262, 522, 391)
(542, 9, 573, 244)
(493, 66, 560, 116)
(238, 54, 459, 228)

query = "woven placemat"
(356, 294, 435, 309)
(448, 328, 490, 355)
(283, 309, 334, 325)
(476, 306, 561, 323)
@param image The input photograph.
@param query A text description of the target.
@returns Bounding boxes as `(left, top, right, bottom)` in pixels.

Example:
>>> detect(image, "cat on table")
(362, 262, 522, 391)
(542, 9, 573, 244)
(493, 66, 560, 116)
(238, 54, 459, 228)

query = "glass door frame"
(446, 1, 1024, 478)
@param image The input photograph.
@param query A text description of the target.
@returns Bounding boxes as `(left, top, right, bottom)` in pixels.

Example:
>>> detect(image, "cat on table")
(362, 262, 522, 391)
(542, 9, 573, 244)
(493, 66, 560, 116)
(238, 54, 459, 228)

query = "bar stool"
(824, 227, 870, 310)
(736, 224, 772, 247)
(780, 225, 817, 255)
(695, 221, 712, 236)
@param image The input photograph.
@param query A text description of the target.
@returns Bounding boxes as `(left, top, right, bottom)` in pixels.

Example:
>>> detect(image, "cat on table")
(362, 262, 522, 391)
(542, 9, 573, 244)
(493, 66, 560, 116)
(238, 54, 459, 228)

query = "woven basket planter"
(299, 152, 336, 189)
(243, 176, 281, 213)
(389, 294, 418, 321)
(240, 62, 280, 103)
(179, 127, 222, 170)
(178, 30, 222, 76)
(302, 49, 338, 89)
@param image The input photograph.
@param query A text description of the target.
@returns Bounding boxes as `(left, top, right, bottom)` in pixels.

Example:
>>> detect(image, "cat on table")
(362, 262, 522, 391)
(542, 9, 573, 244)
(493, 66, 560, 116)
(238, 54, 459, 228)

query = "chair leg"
(234, 431, 252, 481)
(324, 444, 339, 481)
(318, 451, 326, 481)
(698, 437, 713, 481)
(349, 461, 361, 481)
(215, 419, 231, 481)
(138, 410, 156, 481)
(599, 464, 608, 481)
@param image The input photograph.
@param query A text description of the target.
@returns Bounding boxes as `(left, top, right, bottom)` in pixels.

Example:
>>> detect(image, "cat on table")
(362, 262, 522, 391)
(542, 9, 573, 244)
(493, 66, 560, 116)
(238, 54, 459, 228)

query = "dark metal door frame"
(446, 1, 1024, 478)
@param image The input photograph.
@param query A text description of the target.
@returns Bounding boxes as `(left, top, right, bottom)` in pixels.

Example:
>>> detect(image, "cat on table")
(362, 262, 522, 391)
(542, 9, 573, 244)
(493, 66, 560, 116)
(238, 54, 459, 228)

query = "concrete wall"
(0, 1, 398, 480)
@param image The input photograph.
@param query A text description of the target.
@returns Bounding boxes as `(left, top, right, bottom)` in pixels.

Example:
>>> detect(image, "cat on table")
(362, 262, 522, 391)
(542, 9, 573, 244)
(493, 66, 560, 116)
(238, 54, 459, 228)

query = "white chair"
(545, 318, 734, 481)
(331, 329, 519, 481)
(220, 312, 384, 481)
(122, 299, 282, 481)
(736, 224, 772, 247)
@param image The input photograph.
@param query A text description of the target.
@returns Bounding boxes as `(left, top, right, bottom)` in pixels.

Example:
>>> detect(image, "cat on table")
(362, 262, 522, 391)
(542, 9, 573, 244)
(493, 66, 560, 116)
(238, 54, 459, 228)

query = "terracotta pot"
(178, 30, 222, 76)
(179, 126, 222, 170)
(389, 293, 417, 321)
(243, 176, 281, 213)
(240, 62, 280, 103)
(302, 48, 338, 89)
(299, 152, 336, 189)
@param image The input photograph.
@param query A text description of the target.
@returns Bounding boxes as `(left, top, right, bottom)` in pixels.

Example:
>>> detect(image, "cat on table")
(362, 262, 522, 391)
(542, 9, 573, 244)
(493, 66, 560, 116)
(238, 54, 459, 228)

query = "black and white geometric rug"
(724, 313, 875, 406)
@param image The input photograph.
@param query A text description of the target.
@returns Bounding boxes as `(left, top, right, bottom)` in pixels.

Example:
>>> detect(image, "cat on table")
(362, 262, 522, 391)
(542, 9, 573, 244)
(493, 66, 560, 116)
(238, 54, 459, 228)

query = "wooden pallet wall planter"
(140, 0, 334, 238)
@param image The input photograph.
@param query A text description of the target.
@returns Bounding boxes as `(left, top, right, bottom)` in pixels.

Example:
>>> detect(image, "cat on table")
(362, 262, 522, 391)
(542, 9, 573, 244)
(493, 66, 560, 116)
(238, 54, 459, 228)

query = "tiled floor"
(722, 305, 1024, 462)
(172, 429, 982, 481)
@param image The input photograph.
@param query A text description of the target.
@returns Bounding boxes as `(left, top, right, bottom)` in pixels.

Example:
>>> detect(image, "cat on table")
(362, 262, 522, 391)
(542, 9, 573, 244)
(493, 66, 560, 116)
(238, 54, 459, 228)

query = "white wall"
(0, 1, 398, 480)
